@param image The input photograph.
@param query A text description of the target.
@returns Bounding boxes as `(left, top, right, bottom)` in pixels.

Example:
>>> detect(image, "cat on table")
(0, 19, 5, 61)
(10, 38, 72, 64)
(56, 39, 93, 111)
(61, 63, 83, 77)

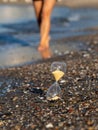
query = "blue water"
(0, 4, 98, 67)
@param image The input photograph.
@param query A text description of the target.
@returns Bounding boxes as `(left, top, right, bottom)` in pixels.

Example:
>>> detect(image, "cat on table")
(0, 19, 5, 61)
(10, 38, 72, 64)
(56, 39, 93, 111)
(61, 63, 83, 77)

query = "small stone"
(64, 51, 69, 54)
(46, 123, 53, 128)
(87, 120, 94, 126)
(0, 121, 4, 126)
(96, 108, 98, 112)
(60, 80, 66, 83)
(16, 105, 19, 108)
(54, 50, 59, 54)
(58, 122, 64, 127)
(23, 91, 28, 94)
(0, 106, 2, 111)
(58, 52, 62, 55)
(83, 53, 90, 58)
(88, 127, 95, 130)
(93, 40, 98, 44)
(30, 124, 36, 129)
(38, 96, 44, 100)
(13, 97, 18, 101)
(14, 124, 21, 130)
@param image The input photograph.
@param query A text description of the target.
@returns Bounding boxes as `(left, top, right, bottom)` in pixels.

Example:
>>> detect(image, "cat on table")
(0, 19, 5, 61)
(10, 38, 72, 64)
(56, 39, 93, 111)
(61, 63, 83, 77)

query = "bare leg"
(38, 0, 56, 51)
(33, 0, 43, 27)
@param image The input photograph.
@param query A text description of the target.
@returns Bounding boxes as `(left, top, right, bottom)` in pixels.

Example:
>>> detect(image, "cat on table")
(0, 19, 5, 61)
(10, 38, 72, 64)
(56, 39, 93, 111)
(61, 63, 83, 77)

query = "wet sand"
(0, 33, 98, 129)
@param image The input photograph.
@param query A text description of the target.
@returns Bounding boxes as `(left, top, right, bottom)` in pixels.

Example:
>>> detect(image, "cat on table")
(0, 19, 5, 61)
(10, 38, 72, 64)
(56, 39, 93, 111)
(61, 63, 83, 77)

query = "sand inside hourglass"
(52, 70, 64, 81)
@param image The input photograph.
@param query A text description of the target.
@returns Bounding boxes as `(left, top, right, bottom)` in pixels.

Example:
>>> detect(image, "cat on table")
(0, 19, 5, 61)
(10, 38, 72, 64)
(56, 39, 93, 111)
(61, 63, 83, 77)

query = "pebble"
(0, 42, 97, 130)
(60, 80, 66, 83)
(16, 105, 19, 108)
(30, 124, 36, 129)
(0, 121, 4, 126)
(96, 108, 98, 112)
(87, 120, 94, 126)
(14, 125, 21, 130)
(58, 122, 64, 127)
(88, 126, 95, 130)
(83, 53, 90, 58)
(46, 123, 54, 128)
(13, 97, 18, 101)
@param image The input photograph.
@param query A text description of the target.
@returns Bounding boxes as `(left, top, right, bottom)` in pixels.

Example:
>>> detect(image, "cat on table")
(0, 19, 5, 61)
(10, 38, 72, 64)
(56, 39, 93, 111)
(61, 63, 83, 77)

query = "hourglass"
(46, 62, 66, 101)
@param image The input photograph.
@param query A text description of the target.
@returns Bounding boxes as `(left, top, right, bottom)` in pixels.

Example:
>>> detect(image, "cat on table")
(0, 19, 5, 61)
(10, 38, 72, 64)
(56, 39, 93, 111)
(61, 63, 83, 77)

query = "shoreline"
(0, 0, 98, 8)
(57, 0, 98, 8)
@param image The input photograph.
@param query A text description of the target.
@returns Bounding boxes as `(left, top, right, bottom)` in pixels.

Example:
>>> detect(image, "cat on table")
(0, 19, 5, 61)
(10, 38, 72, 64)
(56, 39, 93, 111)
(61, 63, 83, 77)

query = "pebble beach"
(0, 1, 98, 129)
(0, 33, 98, 129)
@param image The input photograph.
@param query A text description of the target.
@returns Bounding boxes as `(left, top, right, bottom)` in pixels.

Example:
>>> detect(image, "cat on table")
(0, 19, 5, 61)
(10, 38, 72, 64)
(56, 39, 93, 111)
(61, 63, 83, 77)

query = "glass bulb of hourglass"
(46, 82, 61, 101)
(51, 62, 66, 81)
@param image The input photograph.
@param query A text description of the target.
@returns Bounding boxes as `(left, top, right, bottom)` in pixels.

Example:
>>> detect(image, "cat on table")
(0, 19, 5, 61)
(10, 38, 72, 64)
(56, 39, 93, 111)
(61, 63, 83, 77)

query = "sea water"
(0, 4, 98, 67)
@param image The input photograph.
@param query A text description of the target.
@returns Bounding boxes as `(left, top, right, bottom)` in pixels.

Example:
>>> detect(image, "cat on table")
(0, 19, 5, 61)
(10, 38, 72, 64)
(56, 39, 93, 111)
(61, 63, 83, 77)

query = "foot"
(38, 44, 49, 51)
(38, 36, 51, 51)
(39, 47, 52, 59)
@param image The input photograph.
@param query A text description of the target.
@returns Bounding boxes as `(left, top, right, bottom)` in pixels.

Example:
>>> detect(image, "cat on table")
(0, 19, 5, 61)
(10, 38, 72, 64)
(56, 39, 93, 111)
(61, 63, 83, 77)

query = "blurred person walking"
(32, 0, 56, 51)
